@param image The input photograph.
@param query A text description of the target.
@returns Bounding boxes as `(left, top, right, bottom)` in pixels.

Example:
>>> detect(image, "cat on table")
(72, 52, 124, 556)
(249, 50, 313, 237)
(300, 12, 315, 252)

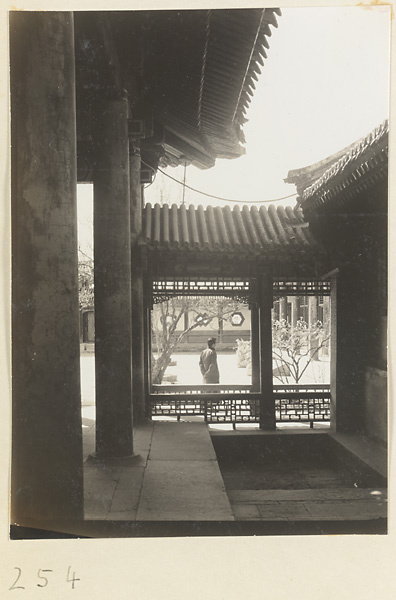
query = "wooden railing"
(150, 384, 331, 426)
(274, 384, 331, 428)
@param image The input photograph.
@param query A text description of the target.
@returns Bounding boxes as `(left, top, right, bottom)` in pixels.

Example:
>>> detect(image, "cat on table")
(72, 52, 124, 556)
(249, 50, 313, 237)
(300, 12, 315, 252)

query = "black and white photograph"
(1, 0, 394, 596)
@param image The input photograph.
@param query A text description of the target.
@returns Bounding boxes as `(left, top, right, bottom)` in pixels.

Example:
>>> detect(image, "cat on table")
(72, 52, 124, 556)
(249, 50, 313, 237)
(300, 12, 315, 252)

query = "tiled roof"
(142, 202, 319, 254)
(198, 8, 281, 161)
(285, 121, 388, 215)
(75, 9, 281, 178)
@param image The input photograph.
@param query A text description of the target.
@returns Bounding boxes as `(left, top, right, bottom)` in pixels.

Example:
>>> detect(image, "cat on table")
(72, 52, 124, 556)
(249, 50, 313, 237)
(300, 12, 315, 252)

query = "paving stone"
(232, 504, 261, 519)
(229, 488, 387, 503)
(137, 460, 233, 521)
(84, 477, 117, 493)
(133, 424, 154, 456)
(83, 474, 117, 519)
(109, 488, 140, 513)
(106, 511, 137, 521)
(303, 500, 387, 520)
(84, 470, 121, 486)
(81, 416, 387, 524)
(116, 467, 146, 490)
(257, 501, 310, 519)
(84, 511, 109, 520)
(149, 422, 218, 461)
(84, 496, 112, 519)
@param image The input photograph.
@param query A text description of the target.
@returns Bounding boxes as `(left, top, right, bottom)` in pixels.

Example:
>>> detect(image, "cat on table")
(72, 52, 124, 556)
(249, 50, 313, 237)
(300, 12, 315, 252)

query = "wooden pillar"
(10, 12, 84, 524)
(332, 269, 366, 434)
(290, 296, 300, 327)
(308, 295, 319, 360)
(130, 143, 143, 247)
(131, 262, 148, 421)
(93, 94, 134, 457)
(250, 304, 260, 392)
(321, 297, 330, 357)
(308, 296, 318, 326)
(144, 300, 152, 407)
(279, 297, 288, 321)
(330, 279, 337, 430)
(273, 299, 279, 321)
(259, 274, 276, 430)
(130, 142, 148, 421)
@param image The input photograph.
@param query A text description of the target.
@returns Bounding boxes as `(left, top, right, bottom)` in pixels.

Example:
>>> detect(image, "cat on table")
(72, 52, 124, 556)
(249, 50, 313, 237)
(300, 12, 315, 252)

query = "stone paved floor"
(82, 417, 233, 521)
(229, 489, 387, 521)
(220, 461, 355, 490)
(217, 438, 387, 521)
(82, 407, 386, 523)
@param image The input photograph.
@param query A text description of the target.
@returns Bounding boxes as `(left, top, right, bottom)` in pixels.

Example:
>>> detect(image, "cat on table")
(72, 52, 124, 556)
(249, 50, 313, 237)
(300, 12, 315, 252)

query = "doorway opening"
(272, 280, 332, 428)
(149, 277, 261, 425)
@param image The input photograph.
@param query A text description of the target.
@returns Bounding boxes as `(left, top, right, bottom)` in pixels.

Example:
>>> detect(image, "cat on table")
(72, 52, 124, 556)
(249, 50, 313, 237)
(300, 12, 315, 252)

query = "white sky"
(77, 5, 390, 255)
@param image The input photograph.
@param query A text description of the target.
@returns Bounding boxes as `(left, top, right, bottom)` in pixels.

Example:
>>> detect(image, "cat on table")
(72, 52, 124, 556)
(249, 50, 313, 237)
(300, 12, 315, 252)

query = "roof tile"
(142, 202, 317, 254)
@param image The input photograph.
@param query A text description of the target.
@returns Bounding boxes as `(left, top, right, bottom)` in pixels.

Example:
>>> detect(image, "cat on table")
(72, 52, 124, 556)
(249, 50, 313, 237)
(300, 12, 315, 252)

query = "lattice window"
(274, 385, 331, 424)
(206, 398, 260, 423)
(273, 280, 331, 296)
(151, 276, 257, 306)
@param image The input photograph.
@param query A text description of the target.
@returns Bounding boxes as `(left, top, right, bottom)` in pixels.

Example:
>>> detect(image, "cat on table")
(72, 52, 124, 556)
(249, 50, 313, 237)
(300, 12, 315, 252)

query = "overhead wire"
(141, 159, 297, 204)
(143, 168, 157, 189)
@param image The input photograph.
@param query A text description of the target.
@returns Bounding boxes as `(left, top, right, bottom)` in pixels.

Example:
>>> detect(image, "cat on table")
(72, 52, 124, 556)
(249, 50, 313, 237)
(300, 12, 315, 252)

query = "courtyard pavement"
(80, 348, 330, 406)
(80, 349, 385, 524)
(82, 419, 233, 521)
(82, 407, 386, 523)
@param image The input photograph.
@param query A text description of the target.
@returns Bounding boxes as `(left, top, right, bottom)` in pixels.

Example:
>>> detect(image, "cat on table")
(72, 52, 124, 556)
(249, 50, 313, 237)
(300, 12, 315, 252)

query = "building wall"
(152, 302, 251, 350)
(363, 366, 387, 446)
(311, 186, 387, 444)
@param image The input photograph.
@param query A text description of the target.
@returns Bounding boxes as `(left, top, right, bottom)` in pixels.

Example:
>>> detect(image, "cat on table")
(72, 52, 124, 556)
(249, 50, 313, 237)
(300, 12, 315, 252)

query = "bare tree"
(78, 246, 94, 310)
(151, 296, 243, 384)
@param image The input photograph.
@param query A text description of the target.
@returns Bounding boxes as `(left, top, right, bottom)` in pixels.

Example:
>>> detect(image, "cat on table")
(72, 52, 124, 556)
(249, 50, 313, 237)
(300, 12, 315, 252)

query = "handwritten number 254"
(9, 566, 80, 590)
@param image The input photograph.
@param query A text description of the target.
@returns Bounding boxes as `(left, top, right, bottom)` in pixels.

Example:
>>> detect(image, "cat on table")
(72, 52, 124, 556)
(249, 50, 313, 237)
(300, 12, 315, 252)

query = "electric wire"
(141, 160, 297, 204)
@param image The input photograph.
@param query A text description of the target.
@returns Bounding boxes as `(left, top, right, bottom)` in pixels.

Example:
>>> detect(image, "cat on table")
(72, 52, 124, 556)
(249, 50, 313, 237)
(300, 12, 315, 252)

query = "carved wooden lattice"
(273, 280, 331, 297)
(151, 385, 331, 425)
(151, 276, 257, 306)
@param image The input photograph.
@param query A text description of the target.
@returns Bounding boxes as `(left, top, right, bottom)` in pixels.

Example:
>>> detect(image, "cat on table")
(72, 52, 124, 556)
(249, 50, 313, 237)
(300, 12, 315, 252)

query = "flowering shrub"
(235, 338, 251, 368)
(272, 318, 330, 384)
(233, 319, 330, 384)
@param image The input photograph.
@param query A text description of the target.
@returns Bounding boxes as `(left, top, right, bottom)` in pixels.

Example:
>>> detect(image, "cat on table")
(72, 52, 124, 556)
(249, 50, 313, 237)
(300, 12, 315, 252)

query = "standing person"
(199, 337, 220, 384)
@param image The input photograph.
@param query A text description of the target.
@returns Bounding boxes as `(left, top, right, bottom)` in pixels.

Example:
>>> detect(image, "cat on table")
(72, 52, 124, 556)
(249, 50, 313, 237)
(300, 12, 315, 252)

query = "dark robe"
(199, 347, 220, 383)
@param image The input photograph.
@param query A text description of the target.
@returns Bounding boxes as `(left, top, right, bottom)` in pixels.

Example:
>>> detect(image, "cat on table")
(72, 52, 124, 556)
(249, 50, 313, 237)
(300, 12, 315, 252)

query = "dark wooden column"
(308, 296, 319, 359)
(331, 268, 366, 434)
(250, 304, 260, 392)
(130, 143, 148, 422)
(144, 298, 152, 407)
(259, 274, 276, 430)
(330, 278, 337, 429)
(93, 94, 134, 457)
(10, 12, 84, 524)
(322, 296, 330, 357)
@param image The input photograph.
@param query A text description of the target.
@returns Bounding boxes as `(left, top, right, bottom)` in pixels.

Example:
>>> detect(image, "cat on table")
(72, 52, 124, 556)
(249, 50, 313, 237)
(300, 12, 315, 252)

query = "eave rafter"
(75, 8, 282, 180)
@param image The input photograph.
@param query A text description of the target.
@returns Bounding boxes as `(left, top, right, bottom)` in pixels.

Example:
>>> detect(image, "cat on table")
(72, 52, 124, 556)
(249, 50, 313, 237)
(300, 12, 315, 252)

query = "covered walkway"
(83, 418, 234, 521)
(82, 410, 386, 526)
(9, 10, 387, 538)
